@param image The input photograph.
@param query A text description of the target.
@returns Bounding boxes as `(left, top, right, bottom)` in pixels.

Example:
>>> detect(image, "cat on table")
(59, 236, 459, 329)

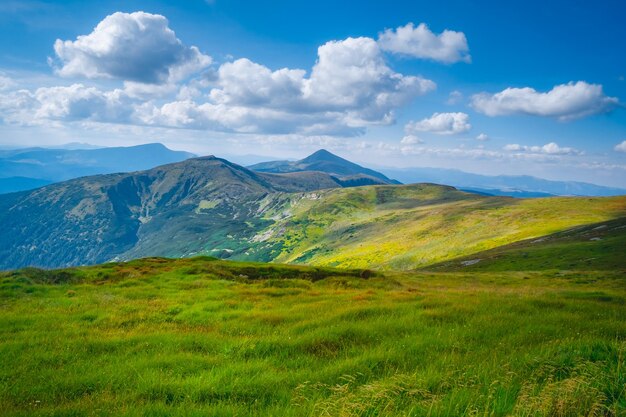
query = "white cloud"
(503, 142, 582, 155)
(0, 84, 133, 125)
(0, 90, 36, 124)
(0, 75, 16, 91)
(304, 37, 435, 115)
(145, 37, 436, 135)
(208, 38, 435, 124)
(209, 58, 306, 109)
(123, 81, 178, 99)
(2, 28, 437, 137)
(476, 133, 489, 141)
(35, 85, 131, 122)
(139, 100, 371, 136)
(400, 135, 423, 145)
(378, 23, 470, 64)
(52, 11, 212, 84)
(405, 112, 471, 135)
(615, 141, 626, 153)
(446, 90, 463, 105)
(471, 81, 618, 121)
(398, 144, 583, 163)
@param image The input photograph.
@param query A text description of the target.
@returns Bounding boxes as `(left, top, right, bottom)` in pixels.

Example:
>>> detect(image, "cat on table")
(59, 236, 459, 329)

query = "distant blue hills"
(0, 143, 195, 194)
(377, 167, 626, 197)
(0, 144, 623, 197)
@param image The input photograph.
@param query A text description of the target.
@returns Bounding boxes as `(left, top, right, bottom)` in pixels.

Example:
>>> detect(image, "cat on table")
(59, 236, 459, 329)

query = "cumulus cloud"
(503, 142, 582, 155)
(446, 90, 463, 105)
(1, 23, 436, 136)
(137, 100, 364, 136)
(52, 12, 212, 84)
(615, 141, 626, 153)
(0, 84, 133, 125)
(400, 135, 423, 145)
(305, 37, 435, 114)
(143, 37, 435, 135)
(208, 58, 306, 109)
(405, 112, 471, 135)
(208, 38, 435, 125)
(0, 75, 16, 91)
(476, 133, 489, 141)
(471, 81, 618, 121)
(378, 23, 470, 63)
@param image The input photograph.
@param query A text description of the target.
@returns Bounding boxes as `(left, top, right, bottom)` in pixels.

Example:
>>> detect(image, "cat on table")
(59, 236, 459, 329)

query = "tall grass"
(0, 258, 624, 416)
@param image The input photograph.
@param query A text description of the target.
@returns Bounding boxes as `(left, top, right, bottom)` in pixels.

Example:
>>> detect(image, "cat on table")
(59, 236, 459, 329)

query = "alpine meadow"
(0, 1, 625, 416)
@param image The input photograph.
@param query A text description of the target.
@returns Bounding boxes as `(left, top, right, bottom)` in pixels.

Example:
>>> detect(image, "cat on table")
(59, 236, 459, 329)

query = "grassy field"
(258, 185, 626, 270)
(1, 257, 625, 416)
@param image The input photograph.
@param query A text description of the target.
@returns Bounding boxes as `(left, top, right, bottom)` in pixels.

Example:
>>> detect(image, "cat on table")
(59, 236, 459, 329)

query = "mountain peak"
(249, 149, 399, 185)
(310, 149, 334, 157)
(301, 149, 347, 164)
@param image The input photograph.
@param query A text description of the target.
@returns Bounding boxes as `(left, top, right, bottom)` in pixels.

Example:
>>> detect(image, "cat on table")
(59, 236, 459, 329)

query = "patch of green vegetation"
(431, 217, 626, 272)
(0, 257, 624, 416)
(195, 199, 220, 213)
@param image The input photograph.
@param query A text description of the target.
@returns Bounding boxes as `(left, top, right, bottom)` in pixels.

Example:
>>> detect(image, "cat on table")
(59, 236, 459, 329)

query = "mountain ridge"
(379, 166, 626, 197)
(0, 143, 196, 194)
(0, 156, 346, 269)
(248, 149, 400, 185)
(1, 153, 625, 270)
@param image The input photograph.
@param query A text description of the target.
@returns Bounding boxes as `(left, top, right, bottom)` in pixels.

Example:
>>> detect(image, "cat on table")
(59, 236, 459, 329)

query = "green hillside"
(0, 157, 343, 269)
(1, 257, 624, 416)
(430, 216, 626, 272)
(256, 184, 626, 269)
(1, 155, 625, 271)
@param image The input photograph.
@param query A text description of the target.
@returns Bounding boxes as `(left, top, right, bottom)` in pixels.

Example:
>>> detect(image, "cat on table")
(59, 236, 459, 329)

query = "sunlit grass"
(249, 185, 626, 270)
(1, 257, 624, 416)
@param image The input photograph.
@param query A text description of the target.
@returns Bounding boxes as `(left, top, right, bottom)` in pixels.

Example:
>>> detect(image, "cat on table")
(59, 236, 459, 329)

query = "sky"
(0, 0, 625, 187)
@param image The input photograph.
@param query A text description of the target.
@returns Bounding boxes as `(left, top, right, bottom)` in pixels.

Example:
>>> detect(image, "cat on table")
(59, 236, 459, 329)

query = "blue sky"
(0, 0, 625, 186)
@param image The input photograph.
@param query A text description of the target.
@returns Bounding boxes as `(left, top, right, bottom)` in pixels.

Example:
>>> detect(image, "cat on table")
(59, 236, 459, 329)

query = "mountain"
(0, 156, 343, 269)
(0, 143, 195, 194)
(378, 167, 626, 197)
(0, 177, 52, 194)
(248, 149, 400, 186)
(1, 153, 625, 270)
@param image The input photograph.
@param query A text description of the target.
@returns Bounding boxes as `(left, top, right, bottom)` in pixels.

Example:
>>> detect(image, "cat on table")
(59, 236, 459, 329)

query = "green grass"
(431, 217, 626, 272)
(1, 257, 625, 416)
(253, 184, 626, 270)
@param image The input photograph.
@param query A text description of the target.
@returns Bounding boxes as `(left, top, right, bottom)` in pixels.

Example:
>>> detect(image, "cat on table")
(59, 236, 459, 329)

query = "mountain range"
(0, 143, 194, 194)
(1, 151, 624, 270)
(378, 166, 626, 197)
(2, 142, 624, 198)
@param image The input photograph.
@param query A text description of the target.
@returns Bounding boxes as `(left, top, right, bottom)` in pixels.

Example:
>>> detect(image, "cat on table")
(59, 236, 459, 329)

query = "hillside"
(0, 156, 342, 269)
(249, 149, 400, 185)
(0, 143, 195, 193)
(1, 154, 625, 270)
(1, 257, 624, 415)
(255, 185, 626, 269)
(430, 216, 626, 272)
